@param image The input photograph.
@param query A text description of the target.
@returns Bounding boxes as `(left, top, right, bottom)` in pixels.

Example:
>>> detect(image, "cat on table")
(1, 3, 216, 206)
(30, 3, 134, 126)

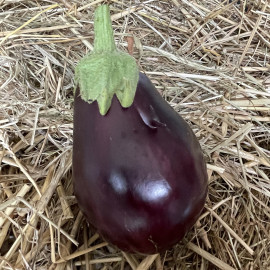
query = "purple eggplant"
(73, 5, 208, 254)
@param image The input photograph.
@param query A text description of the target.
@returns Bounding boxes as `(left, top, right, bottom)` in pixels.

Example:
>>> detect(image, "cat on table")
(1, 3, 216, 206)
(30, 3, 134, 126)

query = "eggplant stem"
(94, 5, 116, 53)
(75, 4, 139, 116)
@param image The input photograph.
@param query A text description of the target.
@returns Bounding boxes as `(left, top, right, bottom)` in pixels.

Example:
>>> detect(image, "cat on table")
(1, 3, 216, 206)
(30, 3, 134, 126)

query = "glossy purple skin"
(73, 72, 208, 254)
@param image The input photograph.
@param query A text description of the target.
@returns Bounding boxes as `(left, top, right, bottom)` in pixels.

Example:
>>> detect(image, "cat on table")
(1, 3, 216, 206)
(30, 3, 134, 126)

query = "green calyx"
(75, 5, 139, 116)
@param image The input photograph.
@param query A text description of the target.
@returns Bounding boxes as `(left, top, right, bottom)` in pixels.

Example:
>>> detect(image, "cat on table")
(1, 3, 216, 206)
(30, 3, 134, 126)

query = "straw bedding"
(0, 0, 269, 269)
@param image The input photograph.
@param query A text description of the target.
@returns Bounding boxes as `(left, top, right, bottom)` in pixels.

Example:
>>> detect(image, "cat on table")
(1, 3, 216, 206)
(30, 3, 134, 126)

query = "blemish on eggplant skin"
(124, 215, 147, 233)
(121, 131, 127, 139)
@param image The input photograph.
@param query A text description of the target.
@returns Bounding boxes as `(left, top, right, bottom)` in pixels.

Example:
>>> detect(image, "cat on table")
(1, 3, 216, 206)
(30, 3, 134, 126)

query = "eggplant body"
(73, 73, 208, 254)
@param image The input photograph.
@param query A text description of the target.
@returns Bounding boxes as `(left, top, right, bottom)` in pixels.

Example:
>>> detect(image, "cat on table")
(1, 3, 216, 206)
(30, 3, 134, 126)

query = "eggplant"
(73, 5, 208, 254)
